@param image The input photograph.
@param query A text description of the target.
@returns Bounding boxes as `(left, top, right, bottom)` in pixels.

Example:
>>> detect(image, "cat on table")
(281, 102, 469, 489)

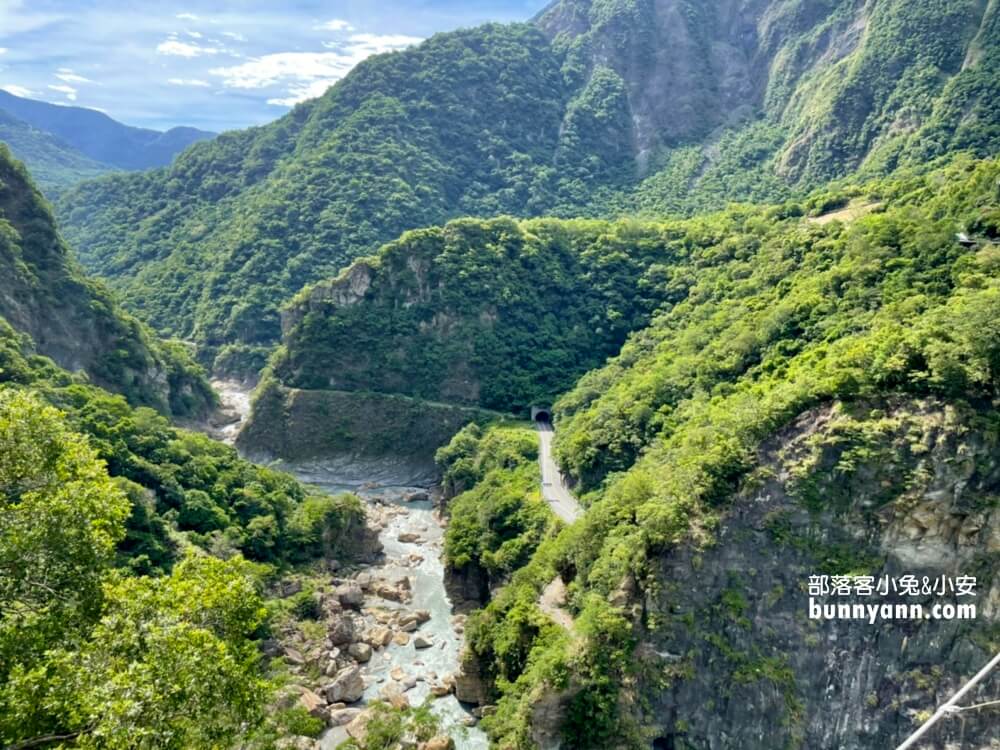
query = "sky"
(0, 0, 549, 132)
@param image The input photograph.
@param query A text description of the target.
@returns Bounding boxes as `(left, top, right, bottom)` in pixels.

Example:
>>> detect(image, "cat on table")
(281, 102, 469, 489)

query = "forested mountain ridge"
(439, 156, 1000, 749)
(0, 108, 113, 195)
(57, 0, 1000, 372)
(0, 146, 213, 416)
(0, 89, 214, 171)
(0, 151, 379, 747)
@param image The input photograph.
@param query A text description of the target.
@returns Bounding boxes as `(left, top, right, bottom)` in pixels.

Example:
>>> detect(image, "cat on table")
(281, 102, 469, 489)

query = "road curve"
(536, 421, 583, 523)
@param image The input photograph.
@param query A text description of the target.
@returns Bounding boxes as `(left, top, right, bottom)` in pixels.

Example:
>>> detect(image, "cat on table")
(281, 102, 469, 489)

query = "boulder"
(392, 631, 411, 646)
(366, 625, 393, 648)
(276, 738, 318, 750)
(380, 681, 410, 710)
(328, 708, 363, 727)
(398, 531, 423, 543)
(346, 709, 373, 743)
(420, 738, 455, 750)
(398, 612, 420, 632)
(279, 579, 303, 598)
(298, 688, 327, 719)
(336, 583, 365, 608)
(328, 616, 356, 646)
(348, 642, 373, 663)
(373, 577, 412, 603)
(413, 633, 434, 649)
(324, 665, 365, 704)
(430, 684, 450, 697)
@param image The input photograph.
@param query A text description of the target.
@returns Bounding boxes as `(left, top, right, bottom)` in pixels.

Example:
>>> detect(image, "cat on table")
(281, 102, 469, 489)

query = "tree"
(0, 389, 269, 749)
(0, 389, 129, 665)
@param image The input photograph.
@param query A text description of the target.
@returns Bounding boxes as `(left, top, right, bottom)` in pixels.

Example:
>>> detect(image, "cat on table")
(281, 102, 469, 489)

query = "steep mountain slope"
(0, 145, 212, 415)
(240, 215, 679, 465)
(57, 0, 1000, 369)
(0, 293, 371, 750)
(275, 217, 680, 412)
(450, 156, 1000, 749)
(0, 89, 214, 170)
(0, 108, 114, 194)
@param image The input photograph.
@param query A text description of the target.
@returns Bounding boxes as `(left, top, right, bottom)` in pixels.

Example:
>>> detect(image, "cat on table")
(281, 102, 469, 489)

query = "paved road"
(536, 421, 583, 523)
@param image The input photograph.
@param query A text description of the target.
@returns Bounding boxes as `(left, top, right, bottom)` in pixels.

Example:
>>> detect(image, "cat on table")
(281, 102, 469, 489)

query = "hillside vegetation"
(57, 0, 1000, 369)
(0, 109, 114, 195)
(274, 216, 686, 414)
(0, 146, 213, 416)
(0, 203, 369, 749)
(453, 156, 1000, 748)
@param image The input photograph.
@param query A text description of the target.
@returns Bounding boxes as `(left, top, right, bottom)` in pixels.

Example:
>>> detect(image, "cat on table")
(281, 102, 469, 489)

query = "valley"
(0, 0, 998, 748)
(212, 379, 492, 750)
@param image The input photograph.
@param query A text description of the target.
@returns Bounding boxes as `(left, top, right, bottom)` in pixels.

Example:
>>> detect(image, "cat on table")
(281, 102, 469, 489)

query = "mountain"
(0, 108, 113, 194)
(425, 156, 998, 749)
(239, 215, 679, 465)
(0, 89, 215, 171)
(0, 154, 372, 748)
(0, 145, 213, 416)
(56, 0, 1000, 373)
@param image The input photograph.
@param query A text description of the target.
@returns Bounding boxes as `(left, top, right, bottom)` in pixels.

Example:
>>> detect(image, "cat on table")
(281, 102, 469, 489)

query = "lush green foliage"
(438, 423, 554, 586)
(0, 145, 214, 416)
(0, 390, 268, 749)
(0, 321, 364, 573)
(58, 23, 582, 357)
(58, 0, 1000, 368)
(276, 216, 681, 413)
(461, 156, 1000, 747)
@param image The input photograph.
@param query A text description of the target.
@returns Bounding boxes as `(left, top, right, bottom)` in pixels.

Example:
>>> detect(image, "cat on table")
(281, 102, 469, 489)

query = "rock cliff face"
(574, 399, 997, 748)
(58, 0, 1000, 355)
(0, 147, 213, 415)
(237, 378, 498, 470)
(538, 0, 1000, 182)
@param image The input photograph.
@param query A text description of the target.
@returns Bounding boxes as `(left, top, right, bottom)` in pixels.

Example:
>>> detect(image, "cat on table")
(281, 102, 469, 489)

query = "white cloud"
(212, 34, 421, 107)
(176, 12, 199, 21)
(211, 52, 353, 90)
(0, 48, 7, 55)
(156, 39, 220, 58)
(2, 83, 33, 98)
(168, 78, 211, 87)
(266, 79, 338, 107)
(48, 83, 76, 100)
(186, 30, 203, 39)
(343, 33, 424, 54)
(317, 19, 353, 32)
(0, 0, 63, 37)
(56, 68, 91, 84)
(222, 31, 246, 42)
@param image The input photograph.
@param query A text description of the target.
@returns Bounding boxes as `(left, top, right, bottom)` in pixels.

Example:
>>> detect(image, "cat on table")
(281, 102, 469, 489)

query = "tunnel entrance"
(652, 738, 675, 750)
(530, 406, 552, 423)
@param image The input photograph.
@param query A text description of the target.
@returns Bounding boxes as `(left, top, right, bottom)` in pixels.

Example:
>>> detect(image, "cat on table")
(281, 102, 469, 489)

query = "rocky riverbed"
(210, 381, 488, 750)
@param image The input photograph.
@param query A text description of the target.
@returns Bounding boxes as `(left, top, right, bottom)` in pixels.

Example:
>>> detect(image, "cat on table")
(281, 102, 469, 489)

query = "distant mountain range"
(0, 90, 214, 194)
(56, 0, 1000, 370)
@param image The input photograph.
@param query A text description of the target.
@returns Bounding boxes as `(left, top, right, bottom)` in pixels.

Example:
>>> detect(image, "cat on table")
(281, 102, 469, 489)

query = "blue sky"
(0, 0, 549, 132)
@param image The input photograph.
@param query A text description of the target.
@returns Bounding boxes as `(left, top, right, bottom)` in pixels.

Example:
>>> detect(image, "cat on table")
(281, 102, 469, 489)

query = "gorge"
(0, 0, 997, 748)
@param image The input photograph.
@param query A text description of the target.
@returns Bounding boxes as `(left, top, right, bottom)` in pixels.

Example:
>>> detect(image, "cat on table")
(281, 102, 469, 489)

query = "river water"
(210, 380, 488, 750)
